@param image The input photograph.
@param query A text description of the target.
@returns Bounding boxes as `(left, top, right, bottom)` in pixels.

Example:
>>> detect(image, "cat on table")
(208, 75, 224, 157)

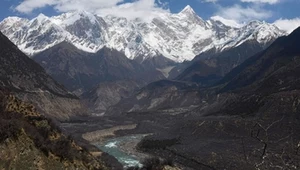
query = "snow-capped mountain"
(0, 5, 286, 62)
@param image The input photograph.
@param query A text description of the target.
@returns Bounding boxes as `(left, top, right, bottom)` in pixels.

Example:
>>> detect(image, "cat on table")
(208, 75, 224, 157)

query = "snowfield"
(0, 6, 286, 62)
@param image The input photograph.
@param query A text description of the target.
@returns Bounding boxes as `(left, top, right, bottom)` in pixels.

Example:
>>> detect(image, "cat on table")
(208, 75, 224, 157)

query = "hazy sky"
(1, 0, 299, 32)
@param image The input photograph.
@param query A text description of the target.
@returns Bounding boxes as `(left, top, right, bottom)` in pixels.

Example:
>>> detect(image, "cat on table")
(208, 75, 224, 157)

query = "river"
(95, 134, 148, 168)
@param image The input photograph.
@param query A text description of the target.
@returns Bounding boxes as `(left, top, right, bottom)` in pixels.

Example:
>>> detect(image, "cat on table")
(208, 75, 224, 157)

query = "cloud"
(201, 0, 218, 3)
(274, 18, 300, 33)
(202, 0, 281, 4)
(95, 0, 169, 22)
(15, 0, 123, 13)
(215, 4, 272, 23)
(240, 0, 280, 4)
(15, 0, 57, 13)
(211, 15, 243, 28)
(15, 0, 169, 21)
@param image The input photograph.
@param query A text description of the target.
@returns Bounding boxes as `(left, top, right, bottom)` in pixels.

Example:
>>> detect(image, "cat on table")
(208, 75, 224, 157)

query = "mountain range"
(0, 5, 285, 63)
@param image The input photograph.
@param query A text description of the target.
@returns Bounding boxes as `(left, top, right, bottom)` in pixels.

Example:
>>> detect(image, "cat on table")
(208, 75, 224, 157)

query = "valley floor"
(60, 111, 191, 169)
(60, 107, 300, 170)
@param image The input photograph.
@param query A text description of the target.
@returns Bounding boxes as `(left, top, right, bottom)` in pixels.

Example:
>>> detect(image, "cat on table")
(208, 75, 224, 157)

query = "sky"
(0, 0, 299, 32)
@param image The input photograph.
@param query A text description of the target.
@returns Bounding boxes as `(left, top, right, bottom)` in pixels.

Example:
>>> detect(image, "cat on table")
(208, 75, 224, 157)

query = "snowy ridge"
(0, 6, 286, 62)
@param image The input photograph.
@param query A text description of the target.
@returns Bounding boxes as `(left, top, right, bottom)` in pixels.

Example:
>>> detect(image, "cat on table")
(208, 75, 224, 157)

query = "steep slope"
(81, 80, 140, 113)
(202, 26, 300, 116)
(174, 39, 270, 84)
(33, 42, 166, 93)
(0, 32, 80, 120)
(32, 42, 94, 92)
(175, 60, 221, 85)
(219, 28, 300, 93)
(0, 91, 107, 170)
(0, 6, 285, 62)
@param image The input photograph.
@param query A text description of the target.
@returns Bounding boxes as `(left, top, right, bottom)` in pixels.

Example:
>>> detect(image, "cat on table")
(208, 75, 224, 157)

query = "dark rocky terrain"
(173, 39, 273, 85)
(33, 42, 170, 93)
(33, 42, 174, 112)
(0, 32, 81, 120)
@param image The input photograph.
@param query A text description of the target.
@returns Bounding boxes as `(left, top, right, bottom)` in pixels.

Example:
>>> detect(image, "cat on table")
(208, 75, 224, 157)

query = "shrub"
(0, 119, 21, 142)
(126, 166, 140, 170)
(140, 157, 175, 170)
(137, 138, 179, 151)
(142, 157, 162, 170)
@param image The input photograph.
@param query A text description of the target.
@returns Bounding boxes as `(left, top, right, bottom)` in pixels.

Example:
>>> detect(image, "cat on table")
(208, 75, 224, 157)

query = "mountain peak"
(247, 20, 263, 26)
(51, 10, 98, 26)
(72, 10, 90, 16)
(35, 13, 49, 22)
(37, 13, 47, 19)
(70, 10, 97, 23)
(179, 5, 196, 15)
